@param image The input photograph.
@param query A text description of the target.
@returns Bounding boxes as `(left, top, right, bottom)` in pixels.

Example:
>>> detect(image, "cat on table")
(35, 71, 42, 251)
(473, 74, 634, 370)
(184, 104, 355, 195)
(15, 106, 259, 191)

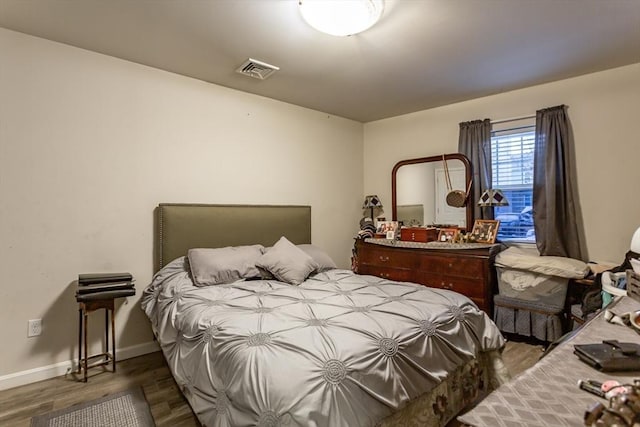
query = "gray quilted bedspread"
(142, 257, 505, 427)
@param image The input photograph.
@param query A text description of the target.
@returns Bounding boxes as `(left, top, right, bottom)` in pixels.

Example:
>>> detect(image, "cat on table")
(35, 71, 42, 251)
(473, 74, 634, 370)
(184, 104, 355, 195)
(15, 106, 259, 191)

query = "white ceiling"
(1, 0, 639, 122)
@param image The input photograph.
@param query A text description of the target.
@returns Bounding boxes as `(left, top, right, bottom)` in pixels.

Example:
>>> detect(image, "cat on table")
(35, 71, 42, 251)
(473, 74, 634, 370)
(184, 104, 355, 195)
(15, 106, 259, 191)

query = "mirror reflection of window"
(397, 204, 424, 227)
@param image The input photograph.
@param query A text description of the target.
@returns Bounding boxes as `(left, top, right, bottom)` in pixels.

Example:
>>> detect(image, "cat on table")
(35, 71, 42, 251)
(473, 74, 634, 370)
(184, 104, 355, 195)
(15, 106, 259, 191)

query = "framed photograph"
(376, 221, 399, 239)
(470, 219, 500, 244)
(437, 228, 459, 242)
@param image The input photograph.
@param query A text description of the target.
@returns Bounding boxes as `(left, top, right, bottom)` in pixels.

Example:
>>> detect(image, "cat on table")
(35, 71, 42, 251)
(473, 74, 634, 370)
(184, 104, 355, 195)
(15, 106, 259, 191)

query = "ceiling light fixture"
(299, 0, 384, 37)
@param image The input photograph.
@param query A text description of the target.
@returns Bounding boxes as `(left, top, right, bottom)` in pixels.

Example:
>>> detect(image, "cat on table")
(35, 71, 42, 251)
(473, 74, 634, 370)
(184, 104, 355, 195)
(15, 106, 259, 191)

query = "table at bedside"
(76, 291, 133, 382)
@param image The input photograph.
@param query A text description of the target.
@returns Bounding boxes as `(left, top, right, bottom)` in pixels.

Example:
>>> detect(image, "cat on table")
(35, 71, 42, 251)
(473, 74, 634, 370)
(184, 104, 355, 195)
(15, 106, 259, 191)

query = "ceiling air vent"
(235, 58, 280, 80)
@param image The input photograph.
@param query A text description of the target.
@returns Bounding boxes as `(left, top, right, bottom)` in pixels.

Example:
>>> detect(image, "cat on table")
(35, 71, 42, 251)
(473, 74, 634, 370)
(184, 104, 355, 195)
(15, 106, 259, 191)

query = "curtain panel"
(458, 119, 492, 220)
(533, 105, 585, 260)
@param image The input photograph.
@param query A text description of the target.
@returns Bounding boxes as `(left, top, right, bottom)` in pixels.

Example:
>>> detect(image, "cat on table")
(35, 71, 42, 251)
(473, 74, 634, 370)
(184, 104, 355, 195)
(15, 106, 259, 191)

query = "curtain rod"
(490, 114, 535, 125)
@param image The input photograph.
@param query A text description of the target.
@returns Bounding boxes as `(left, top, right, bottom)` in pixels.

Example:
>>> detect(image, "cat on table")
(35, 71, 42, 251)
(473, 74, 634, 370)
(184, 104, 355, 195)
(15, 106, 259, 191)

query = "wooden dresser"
(354, 239, 501, 316)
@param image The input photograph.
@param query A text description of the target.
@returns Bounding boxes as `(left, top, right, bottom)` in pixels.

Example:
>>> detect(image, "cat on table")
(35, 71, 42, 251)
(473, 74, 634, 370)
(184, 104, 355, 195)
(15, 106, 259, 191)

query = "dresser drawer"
(415, 272, 485, 298)
(357, 246, 416, 269)
(359, 265, 414, 282)
(400, 227, 438, 243)
(417, 255, 484, 279)
(354, 239, 497, 317)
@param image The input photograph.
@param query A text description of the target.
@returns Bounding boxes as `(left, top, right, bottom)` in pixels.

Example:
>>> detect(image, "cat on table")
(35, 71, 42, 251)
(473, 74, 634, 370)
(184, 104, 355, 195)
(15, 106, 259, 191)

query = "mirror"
(392, 153, 473, 230)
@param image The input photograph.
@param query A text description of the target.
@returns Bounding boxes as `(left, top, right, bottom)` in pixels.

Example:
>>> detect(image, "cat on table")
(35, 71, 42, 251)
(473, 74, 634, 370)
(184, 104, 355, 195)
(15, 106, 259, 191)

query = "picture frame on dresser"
(376, 221, 399, 239)
(470, 219, 500, 244)
(437, 228, 459, 242)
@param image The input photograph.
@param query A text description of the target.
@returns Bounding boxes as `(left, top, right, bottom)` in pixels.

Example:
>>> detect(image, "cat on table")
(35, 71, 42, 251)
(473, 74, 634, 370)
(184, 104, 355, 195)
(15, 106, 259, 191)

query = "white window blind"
(491, 126, 535, 240)
(491, 126, 535, 188)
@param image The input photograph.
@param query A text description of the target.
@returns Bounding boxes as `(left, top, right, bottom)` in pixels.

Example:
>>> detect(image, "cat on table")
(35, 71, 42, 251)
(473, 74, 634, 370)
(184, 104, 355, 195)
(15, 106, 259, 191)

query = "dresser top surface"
(360, 238, 501, 254)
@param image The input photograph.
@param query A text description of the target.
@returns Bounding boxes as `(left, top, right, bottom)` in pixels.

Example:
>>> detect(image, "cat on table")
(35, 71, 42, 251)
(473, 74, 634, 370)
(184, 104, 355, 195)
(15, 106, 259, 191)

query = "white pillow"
(188, 245, 264, 286)
(256, 237, 319, 285)
(495, 246, 589, 279)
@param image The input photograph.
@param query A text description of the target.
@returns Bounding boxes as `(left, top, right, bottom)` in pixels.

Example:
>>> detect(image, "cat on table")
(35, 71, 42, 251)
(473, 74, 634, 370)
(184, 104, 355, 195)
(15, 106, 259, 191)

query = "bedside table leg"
(111, 308, 116, 372)
(77, 308, 82, 374)
(104, 309, 109, 366)
(83, 309, 88, 383)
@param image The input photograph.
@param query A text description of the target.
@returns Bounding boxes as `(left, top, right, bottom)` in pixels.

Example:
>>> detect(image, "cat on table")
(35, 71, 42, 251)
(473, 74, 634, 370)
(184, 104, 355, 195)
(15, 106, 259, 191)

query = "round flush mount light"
(299, 0, 385, 37)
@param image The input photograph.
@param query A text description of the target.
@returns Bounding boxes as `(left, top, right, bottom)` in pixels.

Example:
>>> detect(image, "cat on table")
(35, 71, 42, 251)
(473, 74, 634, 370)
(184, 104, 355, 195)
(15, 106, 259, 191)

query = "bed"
(142, 203, 509, 427)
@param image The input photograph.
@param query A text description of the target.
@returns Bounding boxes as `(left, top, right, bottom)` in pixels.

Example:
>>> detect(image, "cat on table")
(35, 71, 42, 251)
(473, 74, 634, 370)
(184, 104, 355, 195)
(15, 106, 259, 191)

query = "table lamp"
(362, 195, 383, 221)
(477, 189, 509, 207)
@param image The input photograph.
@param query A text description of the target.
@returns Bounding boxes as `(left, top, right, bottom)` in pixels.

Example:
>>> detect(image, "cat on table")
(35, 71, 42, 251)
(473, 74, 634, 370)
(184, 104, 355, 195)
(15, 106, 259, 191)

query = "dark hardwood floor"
(0, 351, 199, 427)
(0, 337, 544, 427)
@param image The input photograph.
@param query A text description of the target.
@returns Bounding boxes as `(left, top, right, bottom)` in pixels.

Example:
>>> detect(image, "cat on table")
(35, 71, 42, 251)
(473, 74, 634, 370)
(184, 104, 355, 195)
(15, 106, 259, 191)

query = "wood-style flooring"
(0, 337, 545, 427)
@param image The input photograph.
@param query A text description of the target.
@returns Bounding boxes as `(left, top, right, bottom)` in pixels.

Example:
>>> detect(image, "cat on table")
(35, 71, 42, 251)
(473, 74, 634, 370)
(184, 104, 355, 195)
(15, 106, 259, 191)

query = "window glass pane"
(491, 127, 535, 241)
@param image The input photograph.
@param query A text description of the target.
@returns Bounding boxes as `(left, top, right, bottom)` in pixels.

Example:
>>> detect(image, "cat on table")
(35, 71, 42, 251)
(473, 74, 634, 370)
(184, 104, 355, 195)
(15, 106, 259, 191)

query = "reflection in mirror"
(397, 204, 424, 227)
(392, 153, 472, 230)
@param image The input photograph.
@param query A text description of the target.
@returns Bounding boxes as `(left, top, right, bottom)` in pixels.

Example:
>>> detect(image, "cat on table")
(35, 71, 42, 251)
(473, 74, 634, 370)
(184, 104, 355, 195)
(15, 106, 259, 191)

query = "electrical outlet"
(28, 319, 42, 337)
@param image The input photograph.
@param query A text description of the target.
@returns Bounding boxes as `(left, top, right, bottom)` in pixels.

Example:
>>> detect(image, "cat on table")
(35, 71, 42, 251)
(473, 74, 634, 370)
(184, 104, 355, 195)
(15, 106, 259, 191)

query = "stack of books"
(76, 272, 136, 302)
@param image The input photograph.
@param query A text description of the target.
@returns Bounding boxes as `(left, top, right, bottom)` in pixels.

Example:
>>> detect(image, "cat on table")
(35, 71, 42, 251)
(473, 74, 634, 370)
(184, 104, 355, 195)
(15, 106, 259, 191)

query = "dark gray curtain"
(458, 119, 492, 220)
(533, 105, 585, 260)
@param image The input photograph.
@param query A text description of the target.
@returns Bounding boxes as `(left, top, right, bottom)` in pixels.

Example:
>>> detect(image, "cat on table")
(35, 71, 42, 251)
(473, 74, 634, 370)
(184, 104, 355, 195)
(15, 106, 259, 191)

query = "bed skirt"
(493, 294, 565, 342)
(377, 350, 510, 427)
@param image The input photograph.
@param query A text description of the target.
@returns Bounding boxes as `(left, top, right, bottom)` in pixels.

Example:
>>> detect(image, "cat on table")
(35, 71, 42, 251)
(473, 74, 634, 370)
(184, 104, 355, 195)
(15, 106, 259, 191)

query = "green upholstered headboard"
(154, 204, 311, 272)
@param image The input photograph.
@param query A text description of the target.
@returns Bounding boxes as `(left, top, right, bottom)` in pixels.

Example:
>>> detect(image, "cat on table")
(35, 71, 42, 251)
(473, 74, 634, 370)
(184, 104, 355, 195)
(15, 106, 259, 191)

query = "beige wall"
(364, 63, 640, 264)
(2, 25, 638, 385)
(0, 28, 363, 379)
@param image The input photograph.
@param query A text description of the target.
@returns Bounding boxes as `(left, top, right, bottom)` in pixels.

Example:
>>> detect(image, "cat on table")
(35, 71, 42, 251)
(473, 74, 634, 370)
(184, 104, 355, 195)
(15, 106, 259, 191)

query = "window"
(491, 126, 535, 241)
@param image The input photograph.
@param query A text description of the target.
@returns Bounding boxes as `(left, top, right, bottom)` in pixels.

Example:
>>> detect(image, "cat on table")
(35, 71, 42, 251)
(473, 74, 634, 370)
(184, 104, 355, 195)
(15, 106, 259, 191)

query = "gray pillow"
(256, 237, 319, 285)
(297, 244, 337, 272)
(188, 245, 264, 286)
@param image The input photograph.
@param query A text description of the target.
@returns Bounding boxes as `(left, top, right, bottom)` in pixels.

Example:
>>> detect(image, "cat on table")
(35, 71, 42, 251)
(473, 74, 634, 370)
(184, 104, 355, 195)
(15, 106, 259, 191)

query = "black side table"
(77, 297, 116, 382)
(76, 289, 134, 382)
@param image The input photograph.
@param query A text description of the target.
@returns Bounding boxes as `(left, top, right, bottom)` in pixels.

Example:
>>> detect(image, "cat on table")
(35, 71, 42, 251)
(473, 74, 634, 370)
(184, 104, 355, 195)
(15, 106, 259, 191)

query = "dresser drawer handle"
(379, 256, 390, 262)
(441, 281, 453, 290)
(448, 263, 453, 268)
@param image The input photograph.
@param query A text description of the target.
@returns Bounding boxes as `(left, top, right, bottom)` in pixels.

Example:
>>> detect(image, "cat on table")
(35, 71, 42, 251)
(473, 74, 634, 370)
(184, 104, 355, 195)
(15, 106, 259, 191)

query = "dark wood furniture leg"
(111, 305, 116, 372)
(104, 308, 109, 367)
(77, 298, 116, 382)
(83, 305, 88, 382)
(77, 308, 82, 374)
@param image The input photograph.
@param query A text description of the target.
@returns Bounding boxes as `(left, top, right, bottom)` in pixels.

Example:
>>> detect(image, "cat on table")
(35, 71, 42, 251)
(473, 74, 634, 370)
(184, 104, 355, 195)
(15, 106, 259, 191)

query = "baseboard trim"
(0, 340, 160, 391)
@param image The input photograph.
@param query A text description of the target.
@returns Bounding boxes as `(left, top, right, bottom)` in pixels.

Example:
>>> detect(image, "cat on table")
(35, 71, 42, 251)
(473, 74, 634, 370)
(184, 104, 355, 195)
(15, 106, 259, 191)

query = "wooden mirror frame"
(391, 153, 474, 231)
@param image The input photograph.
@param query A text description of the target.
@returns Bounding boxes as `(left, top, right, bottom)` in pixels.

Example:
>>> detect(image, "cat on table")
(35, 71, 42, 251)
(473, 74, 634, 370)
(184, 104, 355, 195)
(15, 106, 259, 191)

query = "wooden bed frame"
(154, 203, 311, 272)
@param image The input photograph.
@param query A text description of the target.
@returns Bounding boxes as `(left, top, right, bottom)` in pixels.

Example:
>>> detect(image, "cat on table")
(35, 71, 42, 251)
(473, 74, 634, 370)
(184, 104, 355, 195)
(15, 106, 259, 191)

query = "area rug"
(31, 386, 155, 427)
